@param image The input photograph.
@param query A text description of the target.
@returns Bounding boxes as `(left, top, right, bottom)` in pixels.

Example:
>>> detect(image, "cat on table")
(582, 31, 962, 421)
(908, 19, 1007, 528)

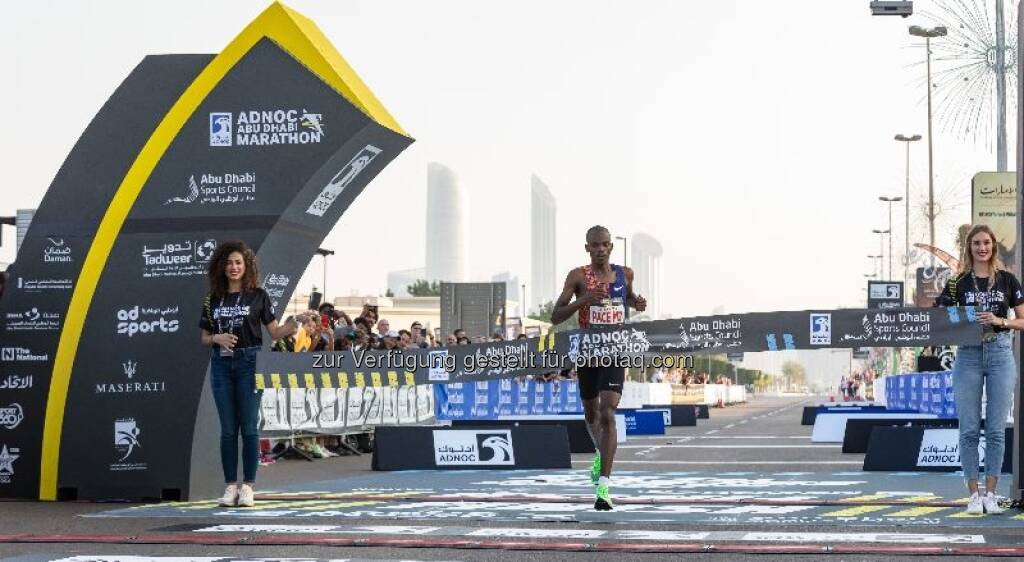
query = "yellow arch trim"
(40, 2, 408, 499)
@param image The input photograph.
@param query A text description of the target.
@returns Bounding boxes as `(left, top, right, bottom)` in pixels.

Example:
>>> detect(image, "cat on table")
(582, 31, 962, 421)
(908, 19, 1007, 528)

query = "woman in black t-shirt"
(935, 224, 1024, 515)
(199, 240, 297, 508)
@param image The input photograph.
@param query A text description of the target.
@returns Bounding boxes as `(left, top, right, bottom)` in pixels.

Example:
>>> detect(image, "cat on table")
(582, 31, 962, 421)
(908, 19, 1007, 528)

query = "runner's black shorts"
(577, 365, 625, 400)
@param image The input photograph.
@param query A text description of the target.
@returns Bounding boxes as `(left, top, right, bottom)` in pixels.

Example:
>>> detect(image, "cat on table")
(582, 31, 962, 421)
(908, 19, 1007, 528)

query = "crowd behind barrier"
(883, 372, 957, 418)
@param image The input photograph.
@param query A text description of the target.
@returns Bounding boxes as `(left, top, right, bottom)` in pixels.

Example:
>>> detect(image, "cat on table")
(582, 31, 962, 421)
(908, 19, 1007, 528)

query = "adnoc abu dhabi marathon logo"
(210, 109, 324, 147)
(574, 328, 652, 358)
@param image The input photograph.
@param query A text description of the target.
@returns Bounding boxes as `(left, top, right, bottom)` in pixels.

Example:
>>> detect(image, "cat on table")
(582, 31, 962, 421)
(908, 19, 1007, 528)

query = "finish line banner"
(255, 307, 981, 388)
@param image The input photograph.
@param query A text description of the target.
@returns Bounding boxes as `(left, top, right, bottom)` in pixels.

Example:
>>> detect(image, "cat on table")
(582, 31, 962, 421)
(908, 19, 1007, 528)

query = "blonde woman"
(935, 224, 1024, 515)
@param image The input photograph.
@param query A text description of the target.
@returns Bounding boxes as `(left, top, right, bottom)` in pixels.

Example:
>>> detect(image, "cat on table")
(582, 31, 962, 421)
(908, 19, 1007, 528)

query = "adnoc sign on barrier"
(0, 4, 413, 501)
(256, 306, 982, 388)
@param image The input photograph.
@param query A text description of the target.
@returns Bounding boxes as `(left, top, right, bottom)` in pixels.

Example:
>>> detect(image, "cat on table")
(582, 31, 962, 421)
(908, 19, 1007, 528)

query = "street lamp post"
(316, 248, 335, 300)
(868, 255, 882, 278)
(872, 228, 890, 280)
(909, 25, 947, 267)
(894, 134, 921, 301)
(879, 197, 903, 282)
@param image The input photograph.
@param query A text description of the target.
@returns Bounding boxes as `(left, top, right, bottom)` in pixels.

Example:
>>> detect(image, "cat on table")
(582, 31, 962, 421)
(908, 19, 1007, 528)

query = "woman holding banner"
(936, 224, 1024, 515)
(200, 241, 297, 508)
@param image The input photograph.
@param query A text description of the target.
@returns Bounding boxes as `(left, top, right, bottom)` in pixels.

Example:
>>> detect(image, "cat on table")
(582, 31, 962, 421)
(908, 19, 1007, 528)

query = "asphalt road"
(2, 394, 1022, 561)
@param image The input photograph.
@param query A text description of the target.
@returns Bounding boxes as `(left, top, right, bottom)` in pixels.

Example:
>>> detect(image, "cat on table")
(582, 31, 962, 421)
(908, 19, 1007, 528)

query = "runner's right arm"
(551, 268, 606, 325)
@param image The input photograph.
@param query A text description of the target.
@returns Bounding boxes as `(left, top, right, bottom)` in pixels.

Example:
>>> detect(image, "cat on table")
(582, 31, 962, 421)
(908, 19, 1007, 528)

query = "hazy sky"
(0, 0, 1012, 317)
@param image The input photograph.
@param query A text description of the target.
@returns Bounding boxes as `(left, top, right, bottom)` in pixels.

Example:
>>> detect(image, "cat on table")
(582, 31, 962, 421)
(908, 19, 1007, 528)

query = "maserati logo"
(122, 361, 137, 379)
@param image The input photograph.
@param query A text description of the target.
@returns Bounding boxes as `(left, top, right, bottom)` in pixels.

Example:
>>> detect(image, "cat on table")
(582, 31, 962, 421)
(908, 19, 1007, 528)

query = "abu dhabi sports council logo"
(165, 173, 257, 206)
(433, 429, 515, 466)
(209, 112, 232, 146)
(114, 418, 141, 461)
(810, 313, 832, 345)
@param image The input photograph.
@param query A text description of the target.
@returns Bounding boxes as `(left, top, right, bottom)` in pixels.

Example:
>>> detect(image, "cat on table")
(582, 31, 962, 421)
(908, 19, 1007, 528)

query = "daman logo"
(43, 238, 72, 263)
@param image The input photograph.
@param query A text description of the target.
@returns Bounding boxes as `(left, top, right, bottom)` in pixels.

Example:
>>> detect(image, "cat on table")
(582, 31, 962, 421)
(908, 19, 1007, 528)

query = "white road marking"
(618, 445, 839, 449)
(572, 460, 864, 465)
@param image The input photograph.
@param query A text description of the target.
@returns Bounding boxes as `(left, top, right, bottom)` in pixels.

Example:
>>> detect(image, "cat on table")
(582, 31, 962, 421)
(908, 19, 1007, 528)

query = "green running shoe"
(589, 452, 602, 485)
(594, 483, 614, 511)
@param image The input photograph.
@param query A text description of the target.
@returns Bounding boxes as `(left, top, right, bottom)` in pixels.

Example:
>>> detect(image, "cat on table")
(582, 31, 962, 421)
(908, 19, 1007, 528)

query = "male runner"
(551, 225, 647, 510)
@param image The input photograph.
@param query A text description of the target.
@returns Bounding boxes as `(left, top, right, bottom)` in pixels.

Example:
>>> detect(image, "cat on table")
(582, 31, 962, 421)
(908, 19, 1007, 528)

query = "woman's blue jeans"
(952, 332, 1017, 481)
(210, 346, 262, 483)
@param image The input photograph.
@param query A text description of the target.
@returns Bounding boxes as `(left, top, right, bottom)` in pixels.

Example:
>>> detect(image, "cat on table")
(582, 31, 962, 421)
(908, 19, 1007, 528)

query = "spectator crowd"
(272, 301, 578, 383)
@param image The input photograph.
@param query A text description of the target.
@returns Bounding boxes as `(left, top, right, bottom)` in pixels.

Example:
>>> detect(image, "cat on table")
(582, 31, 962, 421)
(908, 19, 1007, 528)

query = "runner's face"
(586, 233, 612, 266)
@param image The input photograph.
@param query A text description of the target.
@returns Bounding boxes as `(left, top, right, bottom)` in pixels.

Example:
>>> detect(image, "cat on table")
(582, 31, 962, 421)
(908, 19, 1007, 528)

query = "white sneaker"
(965, 492, 984, 515)
(983, 492, 1004, 515)
(218, 484, 239, 507)
(237, 483, 255, 508)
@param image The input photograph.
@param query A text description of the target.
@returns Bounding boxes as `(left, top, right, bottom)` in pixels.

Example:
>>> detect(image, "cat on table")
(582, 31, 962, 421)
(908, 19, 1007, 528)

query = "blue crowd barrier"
(435, 378, 584, 420)
(883, 371, 956, 419)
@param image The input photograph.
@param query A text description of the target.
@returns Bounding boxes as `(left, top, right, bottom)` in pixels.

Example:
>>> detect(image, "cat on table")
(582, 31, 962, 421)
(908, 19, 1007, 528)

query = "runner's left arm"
(624, 268, 647, 312)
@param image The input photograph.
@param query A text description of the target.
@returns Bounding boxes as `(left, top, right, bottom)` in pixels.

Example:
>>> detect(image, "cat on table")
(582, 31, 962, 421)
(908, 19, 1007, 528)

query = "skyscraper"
(16, 209, 35, 257)
(630, 232, 662, 319)
(425, 163, 467, 283)
(530, 175, 556, 314)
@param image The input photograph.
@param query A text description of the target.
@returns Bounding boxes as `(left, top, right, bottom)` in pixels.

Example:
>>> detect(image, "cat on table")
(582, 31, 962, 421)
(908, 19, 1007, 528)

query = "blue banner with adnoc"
(434, 379, 584, 420)
(884, 371, 956, 418)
